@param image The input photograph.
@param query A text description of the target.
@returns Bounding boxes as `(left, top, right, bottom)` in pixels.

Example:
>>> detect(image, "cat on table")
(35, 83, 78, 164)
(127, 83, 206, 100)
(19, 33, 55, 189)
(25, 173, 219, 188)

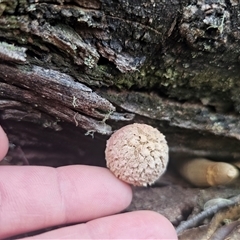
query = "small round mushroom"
(105, 123, 169, 186)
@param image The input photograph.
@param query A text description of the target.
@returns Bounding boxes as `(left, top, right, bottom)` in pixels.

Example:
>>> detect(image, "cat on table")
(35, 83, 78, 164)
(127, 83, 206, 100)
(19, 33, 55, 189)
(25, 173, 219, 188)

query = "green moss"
(189, 70, 234, 91)
(0, 0, 18, 15)
(0, 3, 6, 17)
(106, 55, 237, 111)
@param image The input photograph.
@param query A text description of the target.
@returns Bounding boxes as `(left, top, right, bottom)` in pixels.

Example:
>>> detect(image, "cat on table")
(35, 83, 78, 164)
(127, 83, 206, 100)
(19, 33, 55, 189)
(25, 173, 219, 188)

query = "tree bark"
(1, 0, 240, 166)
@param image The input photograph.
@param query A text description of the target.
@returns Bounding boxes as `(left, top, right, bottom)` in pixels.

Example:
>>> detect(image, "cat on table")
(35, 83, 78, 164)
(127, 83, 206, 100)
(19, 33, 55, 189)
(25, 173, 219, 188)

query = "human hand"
(0, 126, 177, 239)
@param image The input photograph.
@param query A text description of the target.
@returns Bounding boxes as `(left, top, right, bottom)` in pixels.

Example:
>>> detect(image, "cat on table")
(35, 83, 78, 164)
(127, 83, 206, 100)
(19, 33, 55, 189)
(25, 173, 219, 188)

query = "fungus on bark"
(105, 123, 169, 186)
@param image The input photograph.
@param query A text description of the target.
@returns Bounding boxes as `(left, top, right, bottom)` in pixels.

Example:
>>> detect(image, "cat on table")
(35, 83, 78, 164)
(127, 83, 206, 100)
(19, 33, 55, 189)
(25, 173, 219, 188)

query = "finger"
(0, 126, 9, 160)
(24, 210, 178, 239)
(0, 165, 132, 239)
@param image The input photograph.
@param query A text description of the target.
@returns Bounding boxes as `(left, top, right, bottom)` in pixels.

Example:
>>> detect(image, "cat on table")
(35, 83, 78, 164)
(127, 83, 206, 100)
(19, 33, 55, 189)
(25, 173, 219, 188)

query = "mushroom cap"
(105, 123, 169, 186)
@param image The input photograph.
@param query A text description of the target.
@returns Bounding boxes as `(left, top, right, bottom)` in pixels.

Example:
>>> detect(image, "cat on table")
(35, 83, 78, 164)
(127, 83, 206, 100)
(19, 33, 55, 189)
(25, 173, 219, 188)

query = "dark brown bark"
(1, 0, 240, 165)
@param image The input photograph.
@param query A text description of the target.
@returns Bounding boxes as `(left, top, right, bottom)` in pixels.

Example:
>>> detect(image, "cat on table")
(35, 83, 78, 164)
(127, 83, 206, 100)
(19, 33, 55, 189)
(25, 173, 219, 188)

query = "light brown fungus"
(177, 158, 239, 187)
(105, 123, 169, 186)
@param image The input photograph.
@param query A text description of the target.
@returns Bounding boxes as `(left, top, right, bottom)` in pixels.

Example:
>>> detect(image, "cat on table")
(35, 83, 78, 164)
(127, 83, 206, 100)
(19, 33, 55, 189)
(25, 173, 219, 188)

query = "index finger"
(0, 165, 132, 239)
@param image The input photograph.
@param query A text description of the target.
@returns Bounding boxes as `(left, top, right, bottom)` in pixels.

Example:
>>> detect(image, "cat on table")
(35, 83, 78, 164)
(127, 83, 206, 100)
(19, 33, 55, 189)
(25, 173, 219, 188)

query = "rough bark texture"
(1, 0, 240, 237)
(1, 0, 240, 163)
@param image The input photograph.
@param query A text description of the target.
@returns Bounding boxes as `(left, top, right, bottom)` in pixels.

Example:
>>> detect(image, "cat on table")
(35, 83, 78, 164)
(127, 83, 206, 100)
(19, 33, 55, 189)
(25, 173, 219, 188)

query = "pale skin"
(0, 126, 177, 239)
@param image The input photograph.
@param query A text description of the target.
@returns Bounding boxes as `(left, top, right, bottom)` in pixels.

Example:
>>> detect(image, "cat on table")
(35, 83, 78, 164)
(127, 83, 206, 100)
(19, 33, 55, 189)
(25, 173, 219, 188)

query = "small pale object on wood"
(105, 123, 169, 186)
(177, 158, 239, 187)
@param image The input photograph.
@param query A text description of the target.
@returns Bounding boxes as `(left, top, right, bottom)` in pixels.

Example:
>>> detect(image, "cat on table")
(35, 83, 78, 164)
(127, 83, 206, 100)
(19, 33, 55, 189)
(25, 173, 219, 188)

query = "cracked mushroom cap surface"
(105, 123, 169, 186)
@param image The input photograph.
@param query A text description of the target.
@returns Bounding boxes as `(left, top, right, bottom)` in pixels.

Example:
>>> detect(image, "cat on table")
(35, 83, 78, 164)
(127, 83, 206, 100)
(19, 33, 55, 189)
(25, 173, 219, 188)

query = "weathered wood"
(1, 0, 240, 165)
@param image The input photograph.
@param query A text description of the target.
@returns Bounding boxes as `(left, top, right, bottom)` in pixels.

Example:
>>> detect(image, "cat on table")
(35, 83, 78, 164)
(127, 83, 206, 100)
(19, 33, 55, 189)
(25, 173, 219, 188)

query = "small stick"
(176, 194, 240, 234)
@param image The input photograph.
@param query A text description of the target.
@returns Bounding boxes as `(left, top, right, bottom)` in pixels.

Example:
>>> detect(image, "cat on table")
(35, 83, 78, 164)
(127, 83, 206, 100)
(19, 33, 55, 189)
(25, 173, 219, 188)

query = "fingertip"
(105, 168, 133, 209)
(88, 210, 178, 239)
(140, 210, 178, 239)
(0, 126, 8, 161)
(56, 165, 133, 219)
